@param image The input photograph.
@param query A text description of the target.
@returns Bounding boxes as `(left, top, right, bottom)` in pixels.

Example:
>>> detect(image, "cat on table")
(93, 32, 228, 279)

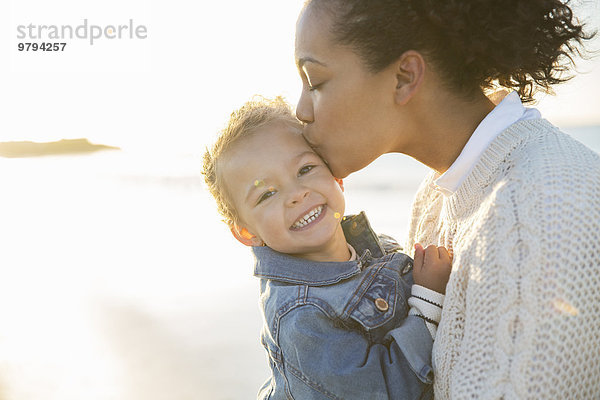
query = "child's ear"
(335, 178, 344, 192)
(230, 224, 264, 247)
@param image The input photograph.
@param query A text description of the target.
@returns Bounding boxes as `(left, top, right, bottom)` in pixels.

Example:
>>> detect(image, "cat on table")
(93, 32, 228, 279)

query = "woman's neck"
(398, 84, 496, 174)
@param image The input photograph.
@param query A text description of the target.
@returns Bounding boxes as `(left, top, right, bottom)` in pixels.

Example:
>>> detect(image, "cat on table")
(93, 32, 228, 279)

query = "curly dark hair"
(304, 0, 596, 102)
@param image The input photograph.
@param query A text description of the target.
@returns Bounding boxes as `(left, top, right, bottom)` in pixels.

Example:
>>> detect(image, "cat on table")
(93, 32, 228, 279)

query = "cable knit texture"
(405, 119, 600, 400)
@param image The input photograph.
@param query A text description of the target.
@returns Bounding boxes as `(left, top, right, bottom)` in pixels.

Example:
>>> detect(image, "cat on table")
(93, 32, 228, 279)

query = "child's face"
(221, 121, 346, 259)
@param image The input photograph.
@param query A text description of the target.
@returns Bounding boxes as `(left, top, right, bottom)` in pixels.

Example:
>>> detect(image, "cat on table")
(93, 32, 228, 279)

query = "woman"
(294, 1, 600, 399)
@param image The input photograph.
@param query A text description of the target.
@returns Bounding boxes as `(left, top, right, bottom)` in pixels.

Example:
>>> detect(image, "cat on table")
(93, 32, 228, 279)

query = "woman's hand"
(413, 243, 452, 294)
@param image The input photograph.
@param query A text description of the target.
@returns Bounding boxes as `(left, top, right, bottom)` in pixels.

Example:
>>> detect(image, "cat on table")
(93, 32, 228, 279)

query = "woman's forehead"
(295, 7, 334, 61)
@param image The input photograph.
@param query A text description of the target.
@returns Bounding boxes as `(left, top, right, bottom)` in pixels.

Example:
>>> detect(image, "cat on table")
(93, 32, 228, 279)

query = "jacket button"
(375, 298, 389, 312)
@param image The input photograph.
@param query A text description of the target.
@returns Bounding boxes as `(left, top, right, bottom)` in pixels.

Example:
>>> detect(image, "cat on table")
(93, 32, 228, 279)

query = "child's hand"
(412, 243, 452, 294)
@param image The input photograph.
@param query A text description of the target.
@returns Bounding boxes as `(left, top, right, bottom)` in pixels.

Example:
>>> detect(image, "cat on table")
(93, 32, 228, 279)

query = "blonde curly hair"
(202, 96, 300, 227)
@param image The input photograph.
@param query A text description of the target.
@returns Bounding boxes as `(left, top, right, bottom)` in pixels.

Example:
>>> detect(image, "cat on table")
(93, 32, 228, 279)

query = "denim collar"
(252, 245, 364, 286)
(252, 212, 384, 286)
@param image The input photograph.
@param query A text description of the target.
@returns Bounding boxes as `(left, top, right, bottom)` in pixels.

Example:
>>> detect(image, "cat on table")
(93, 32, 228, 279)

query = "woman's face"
(295, 8, 399, 178)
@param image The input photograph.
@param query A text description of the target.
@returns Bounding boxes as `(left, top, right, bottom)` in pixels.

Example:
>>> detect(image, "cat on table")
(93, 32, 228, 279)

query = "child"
(202, 97, 452, 399)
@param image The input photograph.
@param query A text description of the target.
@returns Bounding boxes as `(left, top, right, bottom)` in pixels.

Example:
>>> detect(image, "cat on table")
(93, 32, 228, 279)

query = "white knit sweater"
(405, 119, 600, 399)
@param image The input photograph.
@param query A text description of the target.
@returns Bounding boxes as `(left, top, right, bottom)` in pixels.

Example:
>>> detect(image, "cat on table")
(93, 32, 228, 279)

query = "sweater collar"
(434, 92, 541, 196)
(443, 118, 555, 217)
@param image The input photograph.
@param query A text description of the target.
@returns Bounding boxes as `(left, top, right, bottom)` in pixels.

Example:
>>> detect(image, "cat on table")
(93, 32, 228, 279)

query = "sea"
(0, 126, 598, 400)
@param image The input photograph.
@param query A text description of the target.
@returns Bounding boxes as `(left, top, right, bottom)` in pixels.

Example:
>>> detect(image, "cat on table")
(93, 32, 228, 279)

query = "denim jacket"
(253, 212, 434, 400)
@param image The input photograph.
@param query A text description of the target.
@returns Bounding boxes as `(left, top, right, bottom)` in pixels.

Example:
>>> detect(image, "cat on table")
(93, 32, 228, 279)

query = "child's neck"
(294, 225, 350, 263)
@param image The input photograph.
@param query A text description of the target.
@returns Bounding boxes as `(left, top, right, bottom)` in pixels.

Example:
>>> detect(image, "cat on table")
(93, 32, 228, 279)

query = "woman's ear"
(394, 50, 425, 106)
(230, 224, 264, 247)
(335, 178, 344, 192)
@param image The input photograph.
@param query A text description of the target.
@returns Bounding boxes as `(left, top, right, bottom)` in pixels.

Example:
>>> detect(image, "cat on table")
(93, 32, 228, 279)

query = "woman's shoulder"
(500, 120, 600, 192)
(474, 119, 599, 191)
(512, 119, 600, 166)
(471, 122, 600, 229)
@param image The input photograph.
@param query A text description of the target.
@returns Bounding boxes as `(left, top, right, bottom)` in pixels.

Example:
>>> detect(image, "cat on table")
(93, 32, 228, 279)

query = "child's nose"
(286, 187, 310, 207)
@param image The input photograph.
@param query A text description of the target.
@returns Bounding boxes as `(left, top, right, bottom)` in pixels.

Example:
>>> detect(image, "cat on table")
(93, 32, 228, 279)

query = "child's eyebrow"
(245, 181, 264, 203)
(243, 151, 317, 203)
(294, 150, 316, 162)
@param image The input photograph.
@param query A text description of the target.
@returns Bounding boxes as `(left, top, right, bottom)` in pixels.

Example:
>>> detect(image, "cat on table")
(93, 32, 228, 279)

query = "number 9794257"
(17, 42, 67, 51)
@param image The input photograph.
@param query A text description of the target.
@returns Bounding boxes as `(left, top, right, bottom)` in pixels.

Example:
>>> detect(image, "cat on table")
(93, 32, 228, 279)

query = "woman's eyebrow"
(296, 56, 327, 69)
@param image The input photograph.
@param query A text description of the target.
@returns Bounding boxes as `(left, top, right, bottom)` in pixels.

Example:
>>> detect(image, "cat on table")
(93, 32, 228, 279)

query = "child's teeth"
(292, 205, 323, 229)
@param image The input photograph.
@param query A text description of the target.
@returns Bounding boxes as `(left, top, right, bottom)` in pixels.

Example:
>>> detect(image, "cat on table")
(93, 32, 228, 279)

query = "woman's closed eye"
(302, 66, 325, 91)
(307, 83, 322, 91)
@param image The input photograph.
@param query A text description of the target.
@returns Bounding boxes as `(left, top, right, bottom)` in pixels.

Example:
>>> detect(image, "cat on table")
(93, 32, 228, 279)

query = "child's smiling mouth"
(290, 204, 326, 231)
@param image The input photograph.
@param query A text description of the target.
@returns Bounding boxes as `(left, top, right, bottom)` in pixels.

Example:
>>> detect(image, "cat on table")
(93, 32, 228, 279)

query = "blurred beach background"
(1, 0, 599, 399)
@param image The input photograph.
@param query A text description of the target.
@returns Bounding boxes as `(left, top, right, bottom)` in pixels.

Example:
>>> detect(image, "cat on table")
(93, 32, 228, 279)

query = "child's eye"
(298, 165, 315, 176)
(257, 189, 276, 204)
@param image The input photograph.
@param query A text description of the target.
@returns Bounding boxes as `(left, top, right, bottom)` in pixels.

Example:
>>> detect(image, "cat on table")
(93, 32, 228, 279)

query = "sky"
(1, 0, 599, 154)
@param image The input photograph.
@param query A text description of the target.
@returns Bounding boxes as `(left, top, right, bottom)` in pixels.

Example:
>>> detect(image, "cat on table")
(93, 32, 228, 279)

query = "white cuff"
(408, 284, 445, 339)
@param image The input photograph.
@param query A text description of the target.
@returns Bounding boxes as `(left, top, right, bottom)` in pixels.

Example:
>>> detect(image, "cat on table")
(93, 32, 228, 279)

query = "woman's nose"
(296, 90, 314, 124)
